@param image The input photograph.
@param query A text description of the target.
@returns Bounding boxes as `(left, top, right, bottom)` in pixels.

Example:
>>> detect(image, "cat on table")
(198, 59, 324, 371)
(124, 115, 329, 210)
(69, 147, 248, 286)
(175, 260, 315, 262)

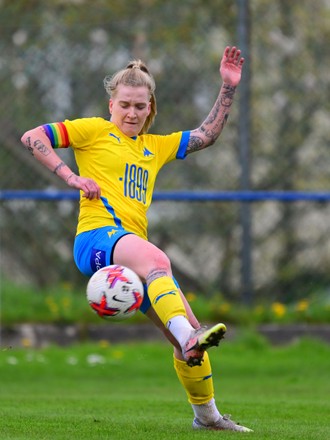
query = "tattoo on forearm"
(204, 99, 221, 125)
(53, 162, 66, 175)
(23, 136, 34, 156)
(222, 113, 229, 130)
(200, 124, 219, 142)
(33, 139, 51, 156)
(146, 269, 168, 286)
(221, 84, 236, 105)
(186, 84, 236, 154)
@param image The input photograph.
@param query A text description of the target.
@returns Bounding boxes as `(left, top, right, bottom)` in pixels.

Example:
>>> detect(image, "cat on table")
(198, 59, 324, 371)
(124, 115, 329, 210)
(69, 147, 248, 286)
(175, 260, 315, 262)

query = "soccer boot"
(182, 323, 227, 367)
(193, 415, 253, 432)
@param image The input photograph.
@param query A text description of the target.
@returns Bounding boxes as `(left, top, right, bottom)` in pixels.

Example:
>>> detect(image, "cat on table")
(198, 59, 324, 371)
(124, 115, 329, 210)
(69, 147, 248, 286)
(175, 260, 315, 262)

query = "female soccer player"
(21, 46, 252, 432)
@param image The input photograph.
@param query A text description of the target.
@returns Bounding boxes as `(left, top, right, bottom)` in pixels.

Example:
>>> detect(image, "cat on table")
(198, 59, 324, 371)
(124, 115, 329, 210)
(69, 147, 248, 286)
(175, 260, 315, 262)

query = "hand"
(220, 46, 244, 87)
(67, 174, 101, 200)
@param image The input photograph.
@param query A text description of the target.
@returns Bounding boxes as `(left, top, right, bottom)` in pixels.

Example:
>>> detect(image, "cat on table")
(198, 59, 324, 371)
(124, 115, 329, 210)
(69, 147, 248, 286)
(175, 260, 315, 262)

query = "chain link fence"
(1, 1, 330, 305)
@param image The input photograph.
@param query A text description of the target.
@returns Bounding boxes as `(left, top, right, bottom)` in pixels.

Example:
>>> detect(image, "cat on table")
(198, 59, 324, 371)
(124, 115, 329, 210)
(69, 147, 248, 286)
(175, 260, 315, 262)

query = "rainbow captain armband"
(42, 122, 70, 148)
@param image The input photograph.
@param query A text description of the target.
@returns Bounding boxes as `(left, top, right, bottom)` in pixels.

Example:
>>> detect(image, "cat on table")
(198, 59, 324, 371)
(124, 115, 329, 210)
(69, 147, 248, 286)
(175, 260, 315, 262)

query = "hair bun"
(126, 60, 149, 75)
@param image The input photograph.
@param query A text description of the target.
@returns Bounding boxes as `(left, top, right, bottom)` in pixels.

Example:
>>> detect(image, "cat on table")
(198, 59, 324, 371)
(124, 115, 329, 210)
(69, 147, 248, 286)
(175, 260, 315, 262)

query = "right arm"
(21, 126, 101, 200)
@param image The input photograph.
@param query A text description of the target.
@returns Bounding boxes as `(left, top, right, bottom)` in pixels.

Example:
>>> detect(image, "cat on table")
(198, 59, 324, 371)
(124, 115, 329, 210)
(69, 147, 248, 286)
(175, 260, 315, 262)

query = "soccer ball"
(86, 265, 144, 321)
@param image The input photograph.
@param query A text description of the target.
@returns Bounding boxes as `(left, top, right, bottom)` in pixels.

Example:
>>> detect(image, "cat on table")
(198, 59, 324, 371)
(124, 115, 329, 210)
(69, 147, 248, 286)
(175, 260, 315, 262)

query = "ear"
(109, 100, 113, 114)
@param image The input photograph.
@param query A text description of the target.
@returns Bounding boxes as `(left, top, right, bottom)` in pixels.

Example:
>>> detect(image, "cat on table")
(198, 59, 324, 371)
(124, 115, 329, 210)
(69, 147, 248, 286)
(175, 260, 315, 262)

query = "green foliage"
(0, 339, 329, 439)
(0, 278, 147, 325)
(205, 292, 330, 325)
(1, 279, 329, 325)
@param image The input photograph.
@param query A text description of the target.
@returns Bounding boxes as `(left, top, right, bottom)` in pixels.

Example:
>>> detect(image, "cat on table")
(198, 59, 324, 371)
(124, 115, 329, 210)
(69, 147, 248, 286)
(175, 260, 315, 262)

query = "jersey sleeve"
(176, 131, 190, 159)
(146, 130, 190, 168)
(42, 118, 103, 149)
(42, 122, 70, 148)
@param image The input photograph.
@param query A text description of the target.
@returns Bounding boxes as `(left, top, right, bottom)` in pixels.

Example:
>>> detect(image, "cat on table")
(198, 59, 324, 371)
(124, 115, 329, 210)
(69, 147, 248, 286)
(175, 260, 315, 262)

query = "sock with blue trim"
(174, 352, 215, 404)
(147, 276, 188, 325)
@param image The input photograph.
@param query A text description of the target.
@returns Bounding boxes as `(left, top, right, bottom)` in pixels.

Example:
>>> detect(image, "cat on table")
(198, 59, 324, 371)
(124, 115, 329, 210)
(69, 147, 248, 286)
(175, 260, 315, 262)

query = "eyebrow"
(119, 100, 148, 106)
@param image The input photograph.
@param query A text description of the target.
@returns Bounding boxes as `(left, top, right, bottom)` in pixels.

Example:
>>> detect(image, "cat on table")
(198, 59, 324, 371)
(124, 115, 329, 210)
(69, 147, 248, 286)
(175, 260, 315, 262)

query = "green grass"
(0, 334, 329, 440)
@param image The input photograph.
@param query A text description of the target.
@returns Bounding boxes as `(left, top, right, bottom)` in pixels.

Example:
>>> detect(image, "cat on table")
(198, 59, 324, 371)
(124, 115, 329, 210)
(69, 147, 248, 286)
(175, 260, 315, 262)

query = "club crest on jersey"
(109, 133, 121, 143)
(143, 147, 154, 157)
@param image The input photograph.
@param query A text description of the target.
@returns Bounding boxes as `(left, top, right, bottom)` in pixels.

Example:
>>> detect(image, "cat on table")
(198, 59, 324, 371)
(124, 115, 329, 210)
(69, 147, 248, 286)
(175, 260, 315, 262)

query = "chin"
(124, 127, 140, 137)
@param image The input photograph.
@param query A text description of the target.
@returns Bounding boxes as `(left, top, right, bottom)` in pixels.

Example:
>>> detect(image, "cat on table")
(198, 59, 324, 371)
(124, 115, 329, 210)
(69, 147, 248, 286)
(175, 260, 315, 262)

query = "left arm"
(186, 46, 244, 155)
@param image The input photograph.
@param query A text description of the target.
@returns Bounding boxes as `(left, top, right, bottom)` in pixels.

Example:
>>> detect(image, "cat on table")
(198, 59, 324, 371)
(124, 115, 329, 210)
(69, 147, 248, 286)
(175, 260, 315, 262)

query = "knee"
(143, 249, 172, 283)
(150, 249, 171, 272)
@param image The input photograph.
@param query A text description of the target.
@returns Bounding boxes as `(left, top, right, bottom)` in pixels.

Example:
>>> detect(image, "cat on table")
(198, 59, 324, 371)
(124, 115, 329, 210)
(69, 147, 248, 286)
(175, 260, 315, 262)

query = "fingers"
(79, 178, 101, 200)
(82, 189, 100, 200)
(224, 46, 243, 65)
(82, 186, 101, 200)
(67, 174, 101, 200)
(220, 45, 244, 86)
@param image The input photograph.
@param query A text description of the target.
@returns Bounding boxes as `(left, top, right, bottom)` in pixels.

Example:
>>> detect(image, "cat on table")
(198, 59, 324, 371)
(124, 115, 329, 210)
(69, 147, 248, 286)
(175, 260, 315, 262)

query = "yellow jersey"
(43, 118, 190, 239)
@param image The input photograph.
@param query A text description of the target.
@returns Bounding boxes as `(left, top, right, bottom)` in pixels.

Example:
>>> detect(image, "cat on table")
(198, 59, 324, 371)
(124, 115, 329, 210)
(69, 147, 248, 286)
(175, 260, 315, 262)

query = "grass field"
(0, 332, 329, 440)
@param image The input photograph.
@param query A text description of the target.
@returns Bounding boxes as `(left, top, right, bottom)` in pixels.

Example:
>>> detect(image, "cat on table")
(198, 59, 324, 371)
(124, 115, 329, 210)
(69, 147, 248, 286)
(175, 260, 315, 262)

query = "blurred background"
(1, 0, 330, 319)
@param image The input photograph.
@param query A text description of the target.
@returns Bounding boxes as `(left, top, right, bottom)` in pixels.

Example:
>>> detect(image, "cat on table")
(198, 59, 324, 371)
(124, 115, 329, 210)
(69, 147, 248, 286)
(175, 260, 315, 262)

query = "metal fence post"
(237, 0, 253, 305)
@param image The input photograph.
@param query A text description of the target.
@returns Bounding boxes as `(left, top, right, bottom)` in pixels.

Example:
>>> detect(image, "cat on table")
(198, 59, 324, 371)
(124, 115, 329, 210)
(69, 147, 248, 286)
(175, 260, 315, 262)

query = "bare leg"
(114, 234, 200, 327)
(113, 234, 172, 282)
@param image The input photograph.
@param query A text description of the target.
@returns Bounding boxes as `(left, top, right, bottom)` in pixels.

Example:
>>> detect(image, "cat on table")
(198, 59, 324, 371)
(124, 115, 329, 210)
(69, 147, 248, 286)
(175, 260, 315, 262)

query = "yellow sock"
(147, 276, 187, 325)
(174, 352, 214, 404)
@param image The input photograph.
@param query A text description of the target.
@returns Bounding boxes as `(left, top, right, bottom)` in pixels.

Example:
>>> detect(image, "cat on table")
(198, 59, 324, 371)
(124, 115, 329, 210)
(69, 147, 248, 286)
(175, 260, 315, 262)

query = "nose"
(127, 106, 136, 118)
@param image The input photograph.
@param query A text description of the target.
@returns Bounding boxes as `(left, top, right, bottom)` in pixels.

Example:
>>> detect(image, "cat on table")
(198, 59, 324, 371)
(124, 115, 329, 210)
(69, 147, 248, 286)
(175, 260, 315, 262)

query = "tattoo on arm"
(53, 161, 66, 175)
(146, 269, 168, 286)
(33, 139, 51, 156)
(186, 84, 236, 154)
(23, 136, 34, 156)
(186, 136, 204, 154)
(220, 84, 236, 106)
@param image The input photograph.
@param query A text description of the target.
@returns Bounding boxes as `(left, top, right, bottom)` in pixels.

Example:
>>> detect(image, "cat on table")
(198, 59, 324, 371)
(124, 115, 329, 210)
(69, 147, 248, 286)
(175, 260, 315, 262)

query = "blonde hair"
(104, 60, 157, 134)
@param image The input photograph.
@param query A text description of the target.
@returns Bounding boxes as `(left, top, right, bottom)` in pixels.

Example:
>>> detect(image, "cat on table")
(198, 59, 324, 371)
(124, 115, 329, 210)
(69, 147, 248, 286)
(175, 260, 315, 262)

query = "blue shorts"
(74, 226, 154, 313)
